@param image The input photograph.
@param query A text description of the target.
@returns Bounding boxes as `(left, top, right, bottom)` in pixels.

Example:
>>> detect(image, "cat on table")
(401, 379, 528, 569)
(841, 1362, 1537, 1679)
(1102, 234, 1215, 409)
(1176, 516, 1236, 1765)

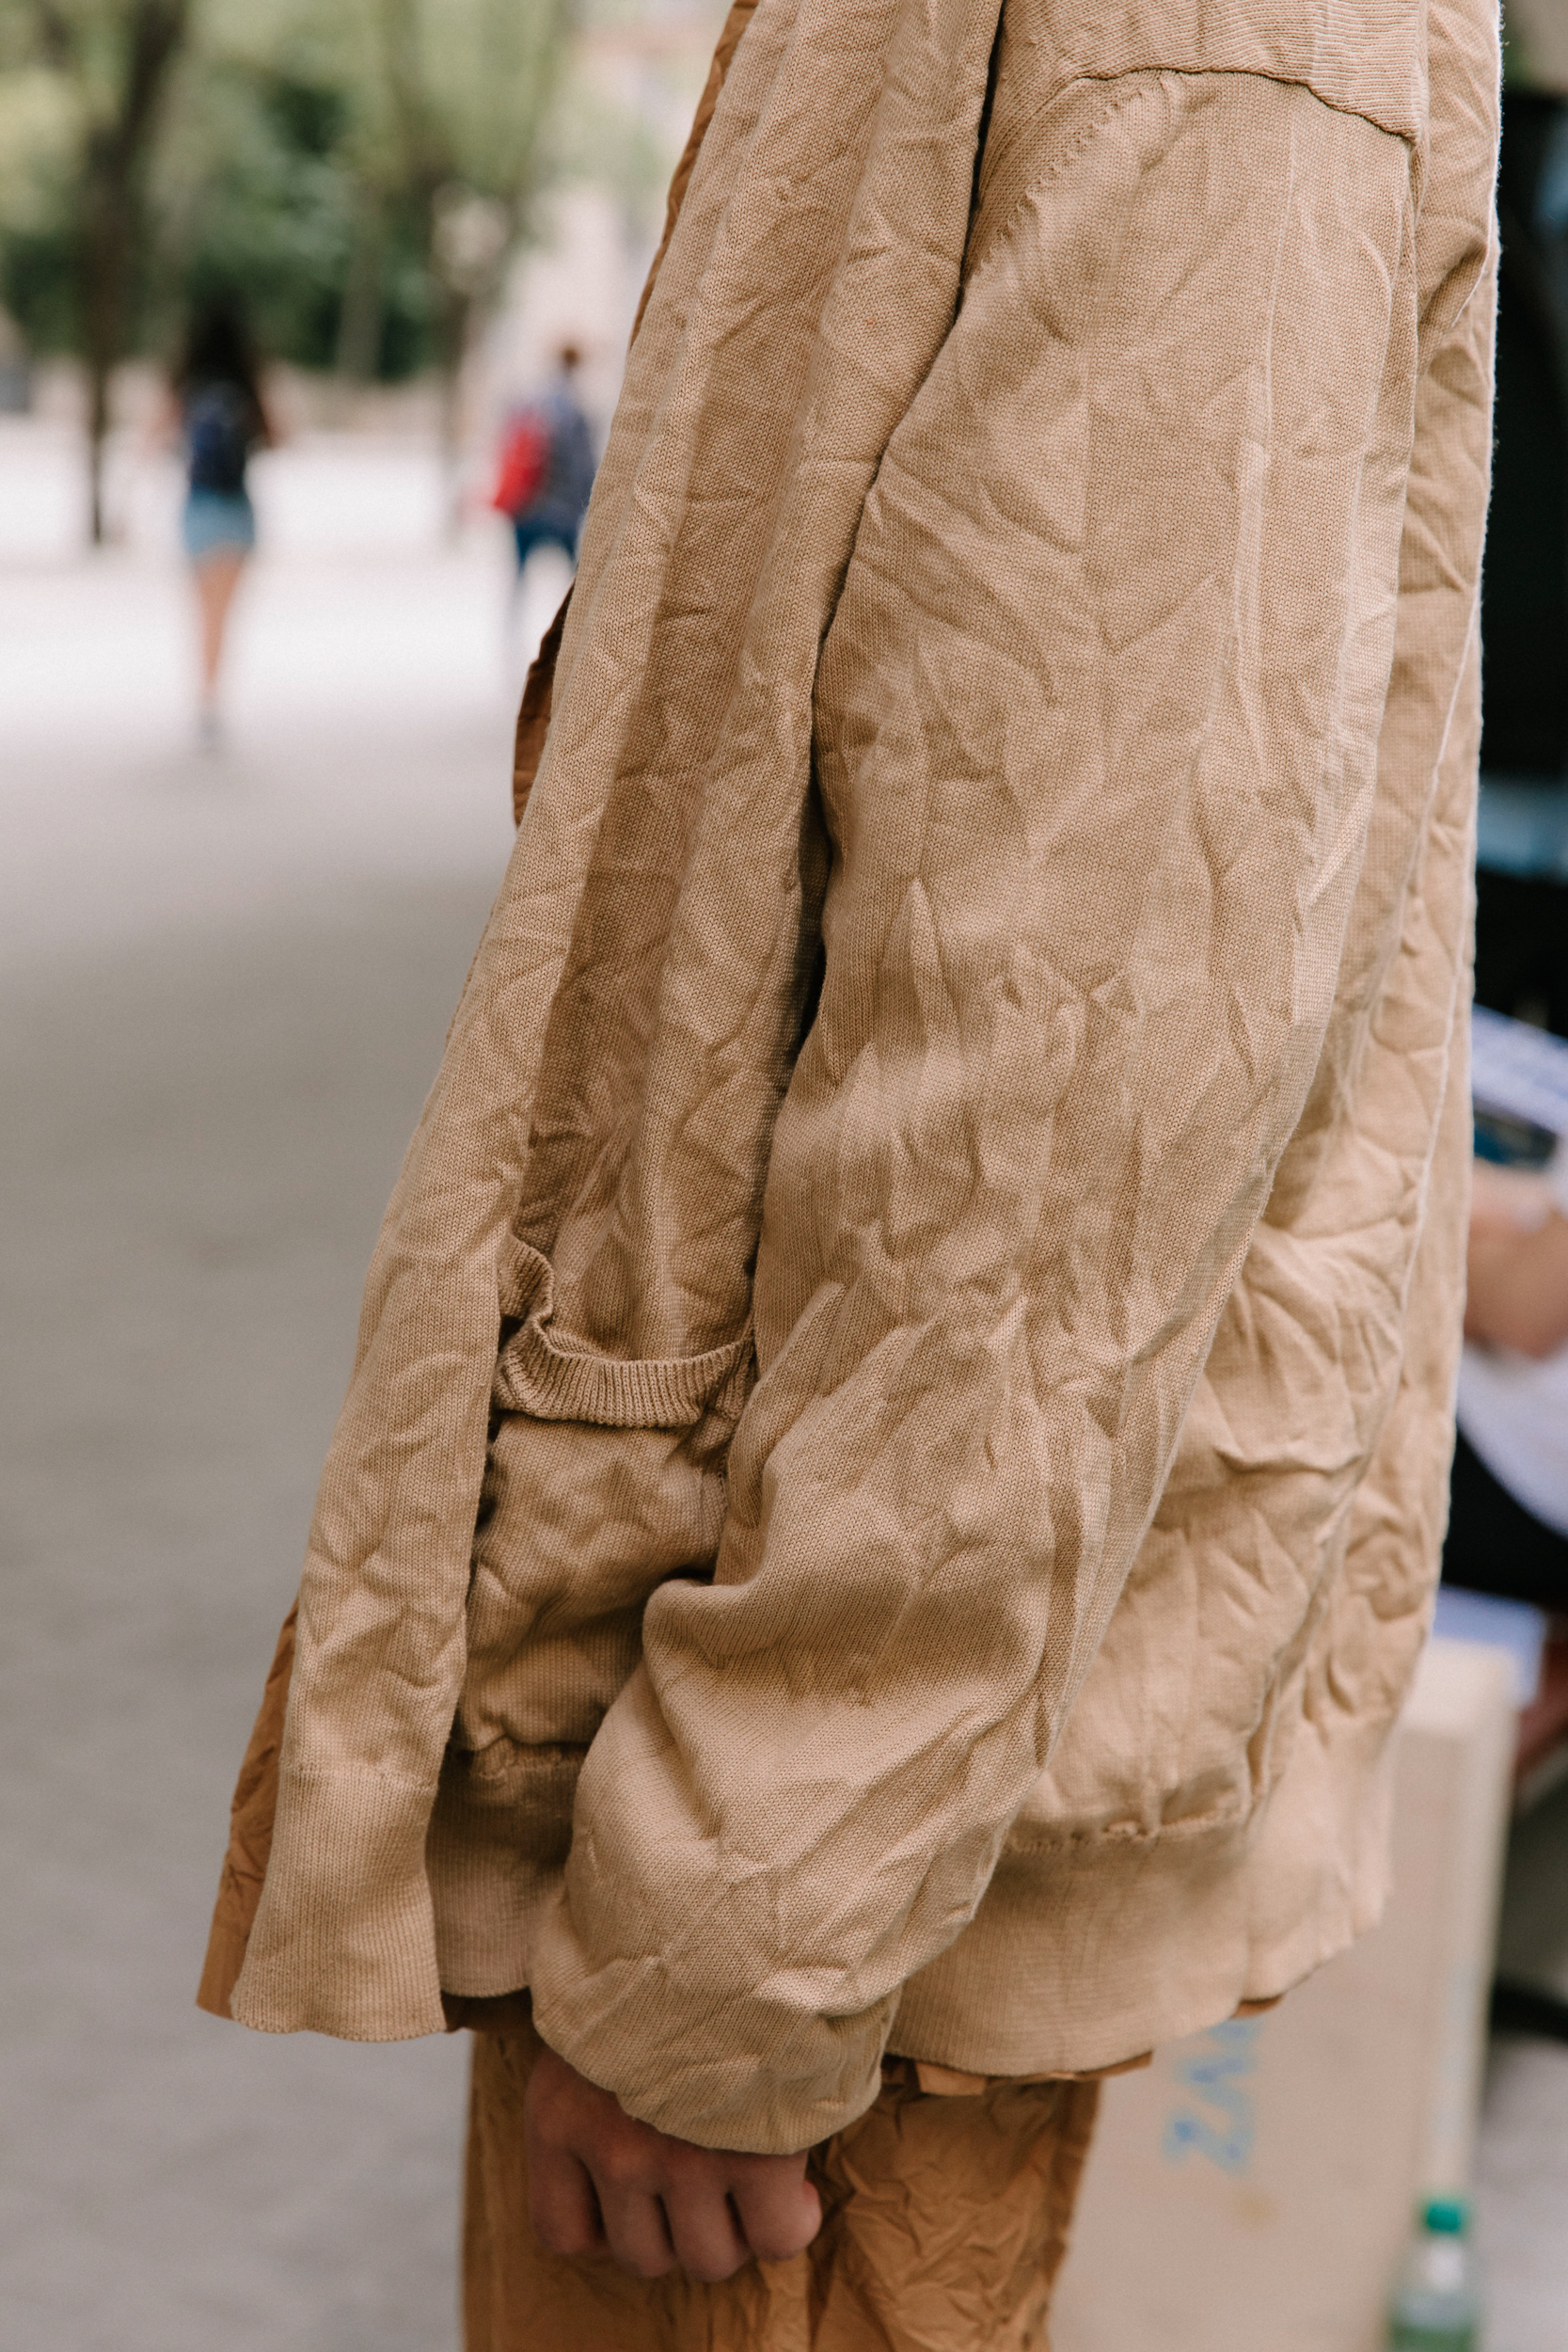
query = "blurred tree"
(152, 0, 574, 408)
(326, 0, 576, 511)
(0, 0, 578, 536)
(150, 17, 372, 378)
(0, 0, 192, 540)
(0, 62, 76, 352)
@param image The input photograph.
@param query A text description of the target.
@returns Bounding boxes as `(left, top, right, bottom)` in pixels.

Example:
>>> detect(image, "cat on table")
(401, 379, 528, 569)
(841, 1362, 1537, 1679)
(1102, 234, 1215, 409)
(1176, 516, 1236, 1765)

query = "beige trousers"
(463, 2014, 1100, 2351)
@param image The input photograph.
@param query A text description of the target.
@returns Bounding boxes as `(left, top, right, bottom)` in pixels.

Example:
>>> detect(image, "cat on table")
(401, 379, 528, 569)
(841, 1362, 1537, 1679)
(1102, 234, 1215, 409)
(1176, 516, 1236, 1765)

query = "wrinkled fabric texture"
(202, 0, 1500, 2154)
(464, 2007, 1099, 2352)
(509, 0, 762, 827)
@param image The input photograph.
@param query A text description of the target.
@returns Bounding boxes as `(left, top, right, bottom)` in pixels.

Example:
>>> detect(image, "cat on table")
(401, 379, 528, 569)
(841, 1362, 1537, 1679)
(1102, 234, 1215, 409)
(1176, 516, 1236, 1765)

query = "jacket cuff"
(527, 1882, 891, 2154)
(230, 1768, 446, 2042)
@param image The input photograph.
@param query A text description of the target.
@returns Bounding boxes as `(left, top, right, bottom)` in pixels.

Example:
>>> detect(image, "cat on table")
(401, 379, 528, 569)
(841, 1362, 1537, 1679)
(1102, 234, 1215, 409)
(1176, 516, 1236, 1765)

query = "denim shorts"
(182, 489, 256, 562)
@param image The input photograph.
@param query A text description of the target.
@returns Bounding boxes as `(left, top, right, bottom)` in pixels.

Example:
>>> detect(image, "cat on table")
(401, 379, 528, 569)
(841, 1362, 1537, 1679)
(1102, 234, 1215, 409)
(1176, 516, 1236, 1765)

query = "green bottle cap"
(1422, 2197, 1468, 2235)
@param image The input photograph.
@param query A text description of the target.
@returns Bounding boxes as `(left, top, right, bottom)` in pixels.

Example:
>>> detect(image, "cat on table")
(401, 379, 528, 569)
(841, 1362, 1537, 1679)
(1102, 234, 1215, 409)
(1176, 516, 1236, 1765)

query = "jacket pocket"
(494, 1237, 753, 1431)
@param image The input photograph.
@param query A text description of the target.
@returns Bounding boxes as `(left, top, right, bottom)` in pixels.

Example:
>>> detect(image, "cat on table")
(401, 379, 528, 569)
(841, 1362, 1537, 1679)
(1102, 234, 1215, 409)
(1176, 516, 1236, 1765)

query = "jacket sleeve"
(526, 67, 1495, 2153)
(197, 0, 763, 2028)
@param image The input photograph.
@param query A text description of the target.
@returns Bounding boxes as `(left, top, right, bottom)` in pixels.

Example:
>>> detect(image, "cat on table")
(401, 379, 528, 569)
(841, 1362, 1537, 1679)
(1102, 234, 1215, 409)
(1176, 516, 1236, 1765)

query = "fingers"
(591, 2146, 750, 2280)
(533, 2140, 805, 2282)
(527, 2144, 605, 2261)
(728, 2158, 823, 2265)
(660, 2177, 752, 2283)
(594, 2175, 679, 2279)
(524, 2046, 610, 2259)
(521, 2039, 818, 2281)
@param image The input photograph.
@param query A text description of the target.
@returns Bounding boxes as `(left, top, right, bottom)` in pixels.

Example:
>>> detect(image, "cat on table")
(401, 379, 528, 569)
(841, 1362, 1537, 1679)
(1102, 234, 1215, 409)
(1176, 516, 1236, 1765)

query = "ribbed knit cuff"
(229, 1769, 446, 2042)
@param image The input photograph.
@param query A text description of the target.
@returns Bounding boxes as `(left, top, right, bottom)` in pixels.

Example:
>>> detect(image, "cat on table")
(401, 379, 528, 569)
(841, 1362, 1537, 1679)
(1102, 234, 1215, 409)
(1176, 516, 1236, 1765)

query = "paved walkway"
(2, 429, 518, 2352)
(4, 423, 1567, 2352)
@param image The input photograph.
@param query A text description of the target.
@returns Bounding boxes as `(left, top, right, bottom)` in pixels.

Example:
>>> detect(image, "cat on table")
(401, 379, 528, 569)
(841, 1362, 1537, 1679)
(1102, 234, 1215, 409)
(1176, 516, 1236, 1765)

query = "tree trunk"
(335, 188, 388, 390)
(70, 1, 191, 546)
(436, 282, 472, 543)
(80, 147, 133, 547)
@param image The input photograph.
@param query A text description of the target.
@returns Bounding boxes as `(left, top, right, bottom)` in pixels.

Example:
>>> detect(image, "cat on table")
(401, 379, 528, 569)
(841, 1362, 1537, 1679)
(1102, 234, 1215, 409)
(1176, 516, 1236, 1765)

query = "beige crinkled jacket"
(200, 0, 1500, 2156)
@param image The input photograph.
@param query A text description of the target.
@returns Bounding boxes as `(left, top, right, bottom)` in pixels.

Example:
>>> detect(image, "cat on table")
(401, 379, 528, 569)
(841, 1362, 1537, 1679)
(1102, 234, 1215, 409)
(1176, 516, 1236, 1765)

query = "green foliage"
(0, 0, 576, 377)
(150, 46, 384, 373)
(0, 63, 77, 343)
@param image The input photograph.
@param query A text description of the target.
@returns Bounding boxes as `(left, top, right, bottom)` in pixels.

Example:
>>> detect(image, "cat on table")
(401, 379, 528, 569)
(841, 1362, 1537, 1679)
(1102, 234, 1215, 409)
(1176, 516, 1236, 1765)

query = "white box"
(1053, 1640, 1515, 2352)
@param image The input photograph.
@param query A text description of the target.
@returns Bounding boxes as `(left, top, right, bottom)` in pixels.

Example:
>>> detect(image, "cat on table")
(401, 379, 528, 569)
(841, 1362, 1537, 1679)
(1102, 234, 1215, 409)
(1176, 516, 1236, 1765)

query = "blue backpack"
(185, 383, 253, 496)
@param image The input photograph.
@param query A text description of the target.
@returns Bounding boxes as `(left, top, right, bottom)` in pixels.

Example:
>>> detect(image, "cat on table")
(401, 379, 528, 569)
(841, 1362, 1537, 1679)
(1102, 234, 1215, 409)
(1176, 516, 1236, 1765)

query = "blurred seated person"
(1447, 1152, 1568, 1611)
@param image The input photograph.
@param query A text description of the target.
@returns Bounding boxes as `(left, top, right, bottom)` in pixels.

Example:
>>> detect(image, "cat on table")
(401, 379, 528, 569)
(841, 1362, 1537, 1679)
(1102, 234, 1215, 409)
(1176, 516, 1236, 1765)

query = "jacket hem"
(888, 1709, 1400, 2076)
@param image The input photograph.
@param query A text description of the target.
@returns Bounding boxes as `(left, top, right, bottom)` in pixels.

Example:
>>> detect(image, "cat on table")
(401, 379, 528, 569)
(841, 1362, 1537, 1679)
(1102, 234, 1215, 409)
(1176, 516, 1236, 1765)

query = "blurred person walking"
(491, 344, 595, 583)
(167, 299, 275, 748)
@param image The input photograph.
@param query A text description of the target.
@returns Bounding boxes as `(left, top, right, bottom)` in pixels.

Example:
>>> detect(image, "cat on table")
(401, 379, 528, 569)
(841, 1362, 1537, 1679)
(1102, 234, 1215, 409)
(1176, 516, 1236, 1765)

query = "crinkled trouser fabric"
(464, 2021, 1099, 2352)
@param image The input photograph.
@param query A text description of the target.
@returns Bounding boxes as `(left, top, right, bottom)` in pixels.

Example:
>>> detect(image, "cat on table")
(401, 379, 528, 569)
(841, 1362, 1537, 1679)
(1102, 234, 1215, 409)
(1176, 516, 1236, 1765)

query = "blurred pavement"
(2, 421, 518, 2352)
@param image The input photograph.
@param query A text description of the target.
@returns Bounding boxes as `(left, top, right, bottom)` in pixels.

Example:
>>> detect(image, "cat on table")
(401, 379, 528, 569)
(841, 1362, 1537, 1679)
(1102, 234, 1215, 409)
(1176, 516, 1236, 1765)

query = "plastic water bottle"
(1387, 2198, 1483, 2350)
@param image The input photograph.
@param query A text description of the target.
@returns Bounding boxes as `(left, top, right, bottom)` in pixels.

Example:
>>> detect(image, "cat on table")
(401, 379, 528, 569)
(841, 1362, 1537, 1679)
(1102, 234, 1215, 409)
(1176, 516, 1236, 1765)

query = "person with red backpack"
(492, 344, 596, 580)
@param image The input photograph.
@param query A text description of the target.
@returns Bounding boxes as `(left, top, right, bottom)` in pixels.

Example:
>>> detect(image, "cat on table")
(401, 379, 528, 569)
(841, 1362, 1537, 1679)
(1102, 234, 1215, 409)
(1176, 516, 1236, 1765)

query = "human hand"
(524, 2042, 822, 2281)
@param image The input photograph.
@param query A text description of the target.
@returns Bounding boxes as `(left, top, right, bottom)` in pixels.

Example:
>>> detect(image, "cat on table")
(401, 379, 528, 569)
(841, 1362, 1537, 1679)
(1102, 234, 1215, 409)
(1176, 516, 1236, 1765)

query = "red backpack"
(491, 411, 551, 516)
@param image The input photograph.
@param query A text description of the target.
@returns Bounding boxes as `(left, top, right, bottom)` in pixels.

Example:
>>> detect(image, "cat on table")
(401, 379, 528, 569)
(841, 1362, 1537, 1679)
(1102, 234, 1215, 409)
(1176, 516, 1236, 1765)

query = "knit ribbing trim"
(494, 1238, 753, 1431)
